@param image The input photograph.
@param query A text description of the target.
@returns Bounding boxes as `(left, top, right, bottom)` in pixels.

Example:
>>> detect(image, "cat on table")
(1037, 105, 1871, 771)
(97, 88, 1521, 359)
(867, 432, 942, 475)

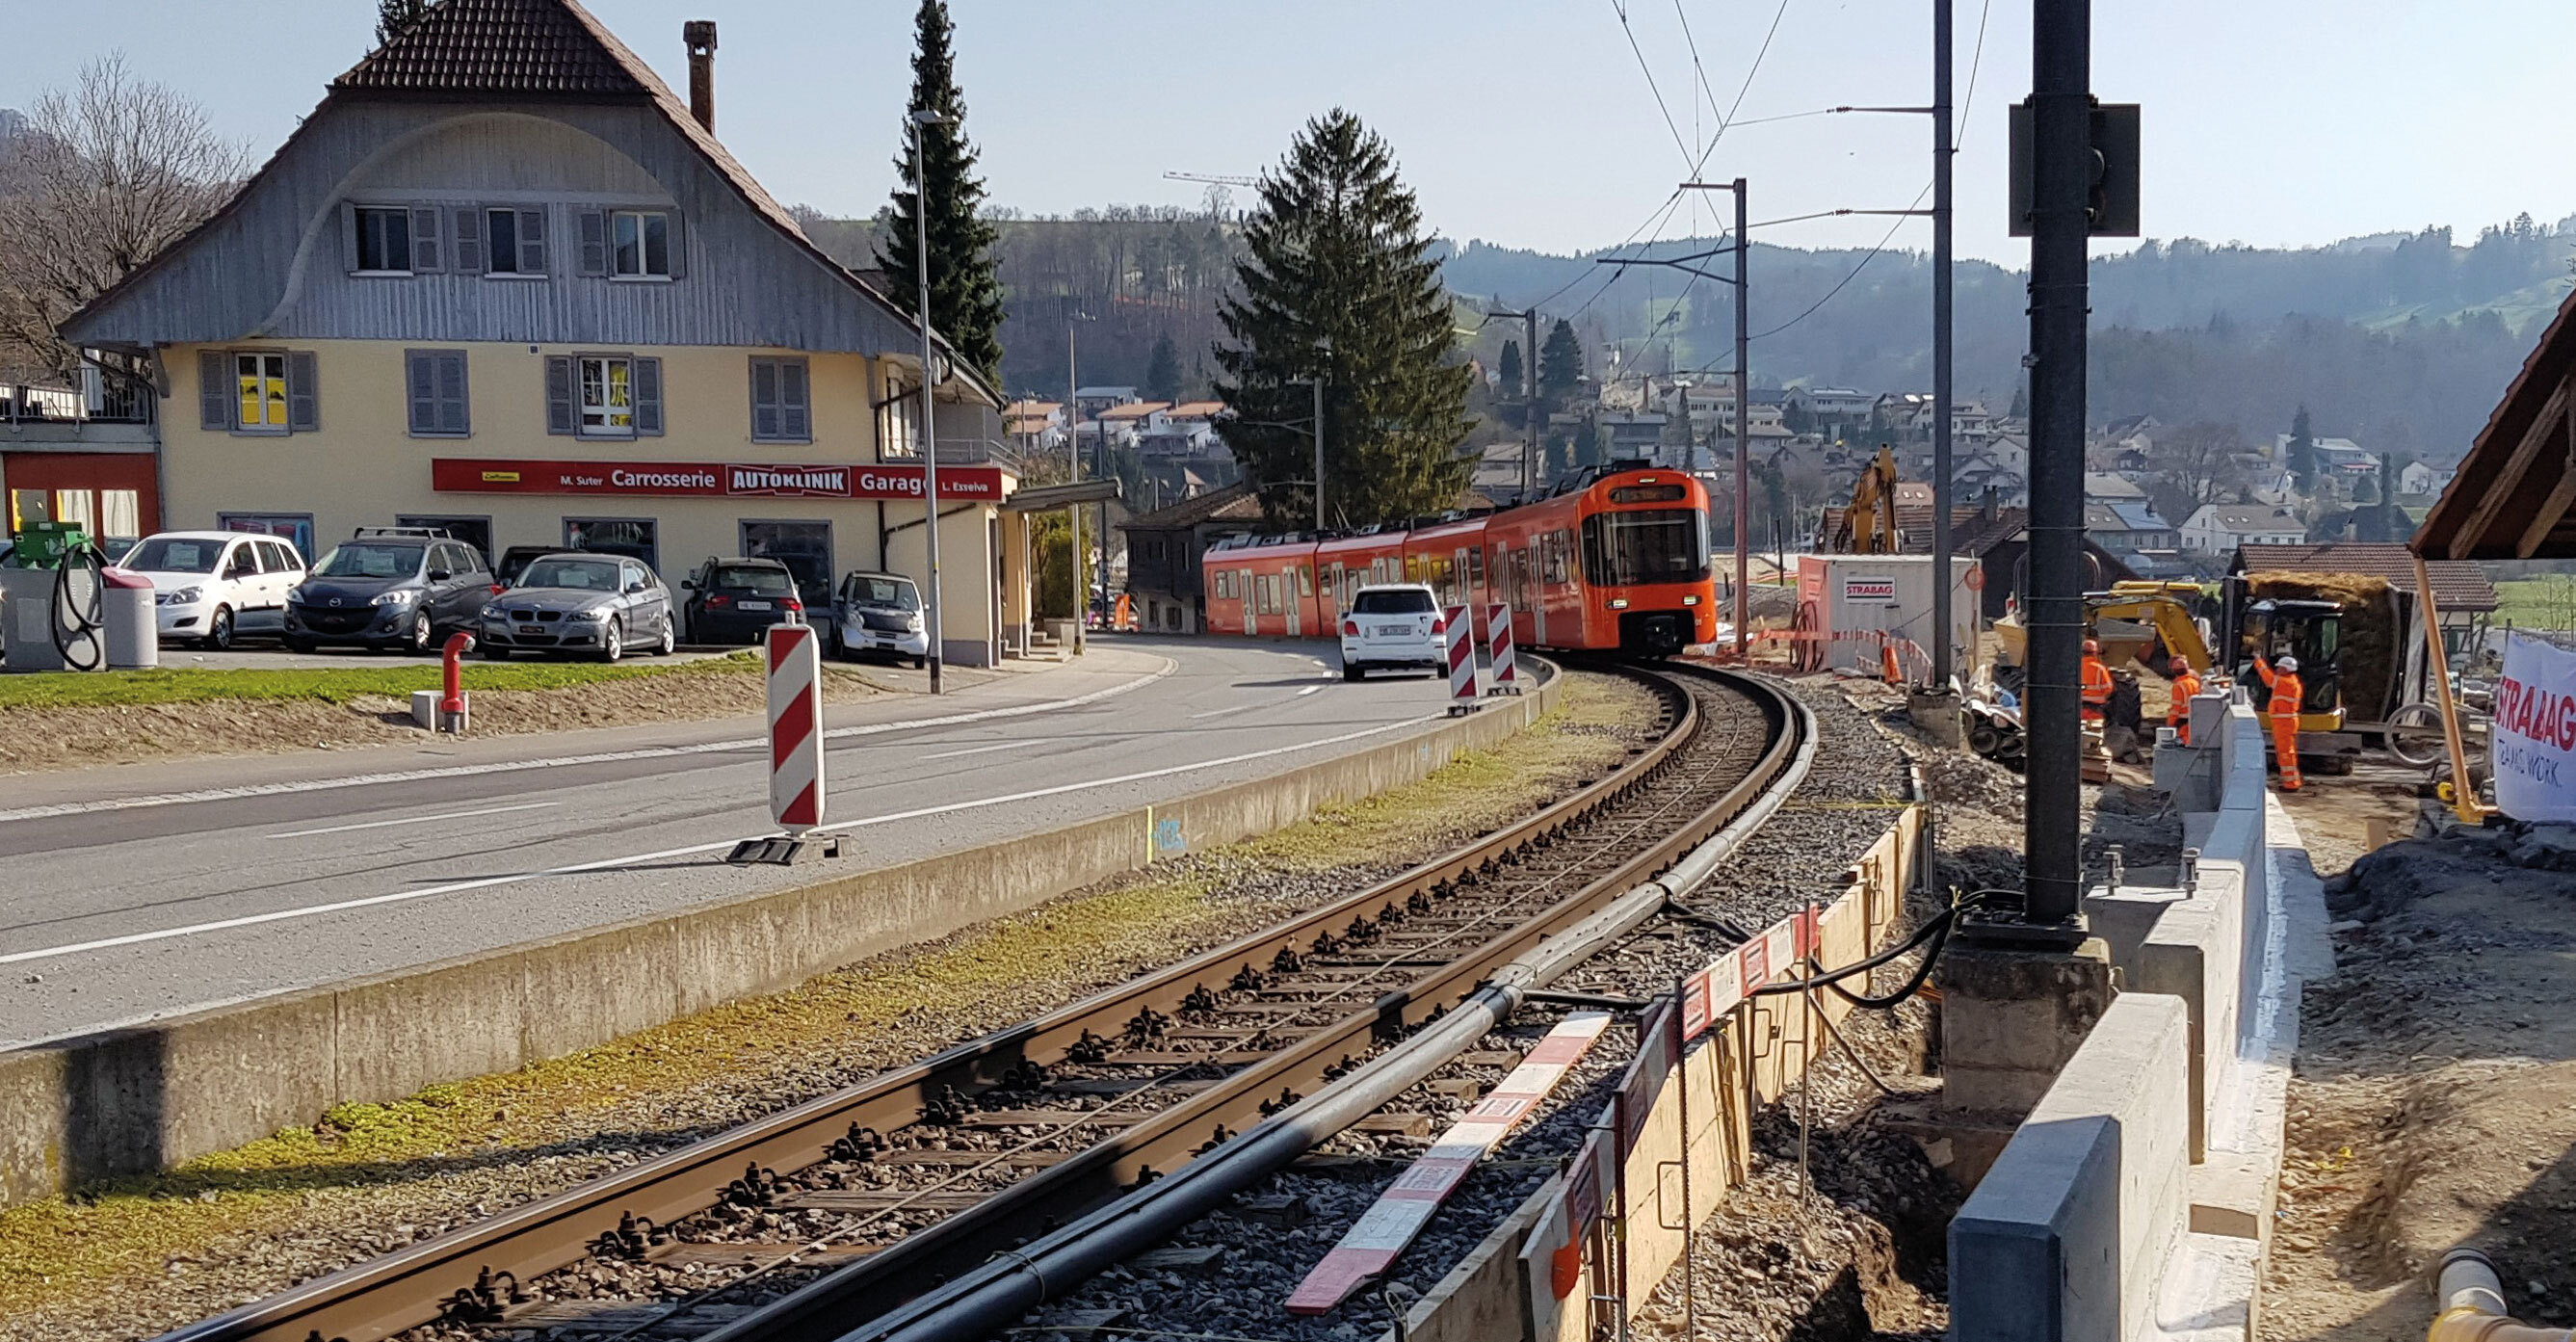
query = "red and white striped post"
(766, 622, 825, 831)
(1443, 604, 1479, 713)
(1484, 603, 1519, 696)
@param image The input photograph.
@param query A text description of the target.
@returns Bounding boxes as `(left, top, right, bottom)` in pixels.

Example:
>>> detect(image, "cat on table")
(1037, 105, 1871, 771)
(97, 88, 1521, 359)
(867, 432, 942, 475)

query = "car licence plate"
(743, 600, 773, 611)
(518, 624, 545, 635)
(1377, 624, 1410, 637)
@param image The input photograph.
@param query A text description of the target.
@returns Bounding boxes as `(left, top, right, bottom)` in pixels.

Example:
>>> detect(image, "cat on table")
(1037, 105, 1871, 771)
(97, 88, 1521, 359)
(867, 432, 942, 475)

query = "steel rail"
(155, 660, 1713, 1342)
(720, 663, 1802, 1342)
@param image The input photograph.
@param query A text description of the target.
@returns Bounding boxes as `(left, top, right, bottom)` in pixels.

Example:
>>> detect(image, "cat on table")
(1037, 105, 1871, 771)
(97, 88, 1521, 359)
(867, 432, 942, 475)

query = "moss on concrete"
(0, 671, 1647, 1320)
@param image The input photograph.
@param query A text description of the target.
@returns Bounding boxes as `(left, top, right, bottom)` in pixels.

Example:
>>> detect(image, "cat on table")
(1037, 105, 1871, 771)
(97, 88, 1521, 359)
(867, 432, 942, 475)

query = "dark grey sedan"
(476, 553, 676, 661)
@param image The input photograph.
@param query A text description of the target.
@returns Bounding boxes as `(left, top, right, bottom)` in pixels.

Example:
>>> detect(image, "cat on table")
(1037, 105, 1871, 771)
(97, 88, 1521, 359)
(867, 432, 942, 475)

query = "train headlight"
(1683, 594, 1701, 606)
(1607, 598, 1631, 610)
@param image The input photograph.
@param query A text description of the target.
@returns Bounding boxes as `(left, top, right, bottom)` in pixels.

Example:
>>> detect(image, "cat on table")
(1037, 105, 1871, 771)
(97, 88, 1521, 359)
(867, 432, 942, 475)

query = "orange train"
(1199, 466, 1720, 656)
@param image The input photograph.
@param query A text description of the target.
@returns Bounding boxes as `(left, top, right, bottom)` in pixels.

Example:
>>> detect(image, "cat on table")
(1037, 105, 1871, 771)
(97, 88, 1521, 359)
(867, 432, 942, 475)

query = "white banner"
(2494, 633, 2576, 824)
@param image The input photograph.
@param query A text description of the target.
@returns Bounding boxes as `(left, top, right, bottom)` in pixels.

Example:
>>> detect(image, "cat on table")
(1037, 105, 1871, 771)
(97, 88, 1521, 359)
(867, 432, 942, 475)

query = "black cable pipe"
(51, 541, 107, 671)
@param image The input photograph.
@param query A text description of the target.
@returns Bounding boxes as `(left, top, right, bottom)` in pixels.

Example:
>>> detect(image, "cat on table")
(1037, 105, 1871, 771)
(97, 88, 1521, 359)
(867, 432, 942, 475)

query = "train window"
(1297, 565, 1314, 597)
(1465, 546, 1485, 587)
(1582, 509, 1711, 586)
(1542, 531, 1570, 585)
(1608, 484, 1689, 504)
(1214, 570, 1233, 599)
(1258, 573, 1282, 615)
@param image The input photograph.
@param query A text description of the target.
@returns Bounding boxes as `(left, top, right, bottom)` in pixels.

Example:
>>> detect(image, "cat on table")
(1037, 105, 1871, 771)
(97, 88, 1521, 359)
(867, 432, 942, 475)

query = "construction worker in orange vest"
(2252, 653, 2304, 791)
(2166, 656, 2203, 746)
(2080, 639, 2116, 724)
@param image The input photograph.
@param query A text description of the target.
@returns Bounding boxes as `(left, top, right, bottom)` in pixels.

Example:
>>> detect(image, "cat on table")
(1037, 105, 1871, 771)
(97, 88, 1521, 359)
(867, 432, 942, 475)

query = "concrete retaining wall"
(0, 676, 1559, 1208)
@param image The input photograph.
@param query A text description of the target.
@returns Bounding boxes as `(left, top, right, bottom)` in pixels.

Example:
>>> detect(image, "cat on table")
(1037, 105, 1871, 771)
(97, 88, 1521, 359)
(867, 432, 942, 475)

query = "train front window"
(1582, 509, 1710, 586)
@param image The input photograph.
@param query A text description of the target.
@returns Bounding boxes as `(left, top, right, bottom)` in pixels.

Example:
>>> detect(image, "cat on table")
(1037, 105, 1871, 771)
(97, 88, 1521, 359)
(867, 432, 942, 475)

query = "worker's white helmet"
(2275, 655, 2300, 673)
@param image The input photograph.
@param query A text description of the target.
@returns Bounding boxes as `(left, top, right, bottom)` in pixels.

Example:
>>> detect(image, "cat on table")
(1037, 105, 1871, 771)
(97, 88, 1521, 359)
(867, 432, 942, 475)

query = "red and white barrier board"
(1485, 603, 1519, 693)
(1284, 1012, 1612, 1314)
(1444, 604, 1479, 708)
(766, 622, 825, 830)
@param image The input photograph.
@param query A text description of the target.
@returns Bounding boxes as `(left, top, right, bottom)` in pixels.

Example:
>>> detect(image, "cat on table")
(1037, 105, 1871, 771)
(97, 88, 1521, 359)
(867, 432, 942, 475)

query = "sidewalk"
(0, 646, 1173, 817)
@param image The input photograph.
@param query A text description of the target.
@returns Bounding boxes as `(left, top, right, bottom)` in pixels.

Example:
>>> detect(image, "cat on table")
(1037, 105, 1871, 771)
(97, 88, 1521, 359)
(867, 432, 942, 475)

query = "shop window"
(741, 519, 831, 606)
(53, 489, 94, 535)
(217, 512, 316, 563)
(749, 357, 812, 443)
(565, 517, 658, 575)
(398, 515, 494, 565)
(98, 491, 141, 543)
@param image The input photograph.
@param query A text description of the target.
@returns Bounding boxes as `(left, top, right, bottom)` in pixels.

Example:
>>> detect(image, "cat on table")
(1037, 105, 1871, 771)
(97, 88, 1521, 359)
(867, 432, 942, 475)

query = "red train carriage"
(1201, 467, 1715, 655)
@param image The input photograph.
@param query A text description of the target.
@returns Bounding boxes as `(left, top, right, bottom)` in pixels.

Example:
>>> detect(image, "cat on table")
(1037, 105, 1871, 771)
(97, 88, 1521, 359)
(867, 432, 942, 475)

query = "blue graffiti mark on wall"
(1155, 817, 1187, 856)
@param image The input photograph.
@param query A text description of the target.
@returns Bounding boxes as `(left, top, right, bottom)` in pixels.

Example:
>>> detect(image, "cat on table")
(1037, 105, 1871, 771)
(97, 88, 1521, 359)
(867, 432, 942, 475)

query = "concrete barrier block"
(332, 947, 532, 1106)
(1952, 992, 2193, 1342)
(518, 919, 687, 1062)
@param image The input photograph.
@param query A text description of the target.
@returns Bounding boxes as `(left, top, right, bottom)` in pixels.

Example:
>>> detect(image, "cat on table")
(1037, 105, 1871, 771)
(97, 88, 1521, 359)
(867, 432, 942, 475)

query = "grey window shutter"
(409, 207, 442, 272)
(407, 350, 437, 434)
(633, 356, 664, 434)
(452, 208, 484, 274)
(544, 355, 575, 434)
(577, 210, 608, 276)
(663, 212, 687, 278)
(341, 202, 361, 274)
(518, 209, 547, 274)
(437, 352, 469, 434)
(750, 359, 780, 439)
(780, 359, 809, 439)
(287, 352, 320, 431)
(199, 350, 229, 429)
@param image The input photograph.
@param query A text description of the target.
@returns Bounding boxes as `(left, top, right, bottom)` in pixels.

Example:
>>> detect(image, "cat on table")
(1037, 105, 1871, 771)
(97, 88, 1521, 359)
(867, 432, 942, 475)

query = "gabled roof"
(1098, 402, 1170, 422)
(1166, 400, 1227, 419)
(2234, 542, 2499, 613)
(1118, 480, 1260, 531)
(62, 0, 1000, 408)
(2417, 285, 2576, 560)
(2194, 504, 2306, 532)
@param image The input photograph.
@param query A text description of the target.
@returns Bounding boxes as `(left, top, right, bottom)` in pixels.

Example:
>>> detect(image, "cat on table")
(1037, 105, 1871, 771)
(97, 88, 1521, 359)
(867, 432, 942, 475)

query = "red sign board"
(430, 458, 1008, 502)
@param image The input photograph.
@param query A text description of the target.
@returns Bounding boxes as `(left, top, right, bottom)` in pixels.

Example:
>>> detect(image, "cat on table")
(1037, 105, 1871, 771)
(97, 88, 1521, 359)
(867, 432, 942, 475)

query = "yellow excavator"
(1993, 580, 2346, 734)
(1826, 446, 1904, 553)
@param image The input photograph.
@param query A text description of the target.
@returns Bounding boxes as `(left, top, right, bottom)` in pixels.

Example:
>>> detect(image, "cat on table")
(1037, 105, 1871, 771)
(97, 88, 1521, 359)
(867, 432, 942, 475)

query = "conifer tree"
(1496, 339, 1522, 396)
(1145, 333, 1182, 402)
(1214, 111, 1472, 528)
(878, 0, 1006, 379)
(1538, 318, 1583, 402)
(2286, 404, 2318, 491)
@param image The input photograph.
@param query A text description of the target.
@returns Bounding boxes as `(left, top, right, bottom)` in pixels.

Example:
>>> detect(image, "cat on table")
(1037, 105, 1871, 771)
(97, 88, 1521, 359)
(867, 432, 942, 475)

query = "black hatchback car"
(285, 528, 491, 653)
(679, 557, 805, 645)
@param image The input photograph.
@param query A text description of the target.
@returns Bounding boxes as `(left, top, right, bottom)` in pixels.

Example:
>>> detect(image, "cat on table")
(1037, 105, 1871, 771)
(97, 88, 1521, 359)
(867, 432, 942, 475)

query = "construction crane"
(1164, 171, 1259, 187)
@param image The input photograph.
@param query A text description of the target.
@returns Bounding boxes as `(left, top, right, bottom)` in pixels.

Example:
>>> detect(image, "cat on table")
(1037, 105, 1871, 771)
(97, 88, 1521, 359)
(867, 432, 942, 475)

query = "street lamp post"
(909, 108, 947, 695)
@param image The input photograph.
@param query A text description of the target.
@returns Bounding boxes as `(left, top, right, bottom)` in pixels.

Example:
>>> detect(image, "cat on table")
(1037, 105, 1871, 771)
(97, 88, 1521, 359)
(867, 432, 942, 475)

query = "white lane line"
(1297, 685, 1323, 697)
(918, 740, 1051, 761)
(0, 659, 1177, 825)
(267, 802, 560, 840)
(0, 712, 1438, 969)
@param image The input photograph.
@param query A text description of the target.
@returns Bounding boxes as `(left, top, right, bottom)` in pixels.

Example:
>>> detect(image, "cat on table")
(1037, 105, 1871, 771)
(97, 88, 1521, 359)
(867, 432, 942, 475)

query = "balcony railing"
(2, 379, 152, 426)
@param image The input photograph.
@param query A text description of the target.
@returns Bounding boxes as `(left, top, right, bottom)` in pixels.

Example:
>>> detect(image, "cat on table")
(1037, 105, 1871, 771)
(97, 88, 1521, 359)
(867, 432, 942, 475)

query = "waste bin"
(103, 566, 158, 670)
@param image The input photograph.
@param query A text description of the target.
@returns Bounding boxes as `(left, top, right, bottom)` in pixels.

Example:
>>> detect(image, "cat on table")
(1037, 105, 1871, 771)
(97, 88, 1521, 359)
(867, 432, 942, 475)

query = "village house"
(2179, 502, 2308, 553)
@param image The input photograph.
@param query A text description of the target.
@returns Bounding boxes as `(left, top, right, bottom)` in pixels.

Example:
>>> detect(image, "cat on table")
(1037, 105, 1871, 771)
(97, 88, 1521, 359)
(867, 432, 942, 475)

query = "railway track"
(158, 662, 1802, 1342)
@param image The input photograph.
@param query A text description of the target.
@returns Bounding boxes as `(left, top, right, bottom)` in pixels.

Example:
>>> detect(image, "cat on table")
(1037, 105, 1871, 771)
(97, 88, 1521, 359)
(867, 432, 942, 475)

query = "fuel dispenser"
(2, 520, 125, 672)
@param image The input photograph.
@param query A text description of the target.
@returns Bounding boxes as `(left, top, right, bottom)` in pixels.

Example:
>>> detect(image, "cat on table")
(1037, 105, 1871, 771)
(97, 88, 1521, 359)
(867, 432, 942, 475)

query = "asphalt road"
(0, 637, 1462, 1047)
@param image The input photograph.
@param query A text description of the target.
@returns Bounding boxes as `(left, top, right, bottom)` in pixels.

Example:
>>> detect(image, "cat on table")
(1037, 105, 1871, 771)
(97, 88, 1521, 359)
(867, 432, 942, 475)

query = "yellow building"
(63, 0, 1041, 665)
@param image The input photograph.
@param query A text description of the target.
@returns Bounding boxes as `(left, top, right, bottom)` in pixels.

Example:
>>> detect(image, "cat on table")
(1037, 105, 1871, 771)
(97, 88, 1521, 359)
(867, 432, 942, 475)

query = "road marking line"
(0, 713, 1438, 970)
(1297, 685, 1323, 697)
(918, 740, 1051, 761)
(1188, 702, 1262, 720)
(267, 802, 560, 839)
(0, 659, 1176, 825)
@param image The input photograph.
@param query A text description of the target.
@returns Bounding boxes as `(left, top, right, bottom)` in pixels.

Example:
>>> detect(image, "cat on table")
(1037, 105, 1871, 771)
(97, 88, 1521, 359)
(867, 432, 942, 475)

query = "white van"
(1338, 583, 1446, 681)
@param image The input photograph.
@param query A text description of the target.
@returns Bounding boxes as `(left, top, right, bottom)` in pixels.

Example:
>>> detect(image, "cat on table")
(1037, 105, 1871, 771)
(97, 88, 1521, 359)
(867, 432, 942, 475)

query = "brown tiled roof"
(334, 0, 645, 95)
(1098, 402, 1171, 422)
(1119, 481, 1260, 531)
(2234, 542, 2499, 613)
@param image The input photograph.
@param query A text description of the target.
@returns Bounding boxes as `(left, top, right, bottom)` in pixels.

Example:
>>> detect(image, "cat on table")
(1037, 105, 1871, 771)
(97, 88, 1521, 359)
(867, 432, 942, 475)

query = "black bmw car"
(285, 528, 491, 653)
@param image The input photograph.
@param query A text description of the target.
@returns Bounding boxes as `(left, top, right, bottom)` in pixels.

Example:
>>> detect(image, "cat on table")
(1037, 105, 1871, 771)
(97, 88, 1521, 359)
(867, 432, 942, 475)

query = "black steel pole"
(1931, 0, 1955, 689)
(1526, 309, 1540, 497)
(2022, 0, 2091, 925)
(1732, 180, 1749, 664)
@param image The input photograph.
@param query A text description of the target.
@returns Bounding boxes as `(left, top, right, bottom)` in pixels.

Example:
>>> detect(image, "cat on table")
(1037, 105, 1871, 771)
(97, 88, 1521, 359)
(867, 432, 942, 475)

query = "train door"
(1529, 539, 1548, 646)
(1282, 565, 1302, 635)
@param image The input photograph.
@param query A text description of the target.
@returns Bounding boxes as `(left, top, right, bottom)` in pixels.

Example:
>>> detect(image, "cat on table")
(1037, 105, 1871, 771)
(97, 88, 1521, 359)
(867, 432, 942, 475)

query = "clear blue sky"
(5, 1, 2568, 266)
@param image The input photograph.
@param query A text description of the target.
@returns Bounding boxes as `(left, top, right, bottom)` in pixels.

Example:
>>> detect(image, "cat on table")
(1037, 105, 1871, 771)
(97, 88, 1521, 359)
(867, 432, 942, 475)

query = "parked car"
(121, 530, 306, 649)
(679, 556, 805, 645)
(827, 570, 928, 667)
(1338, 583, 1446, 680)
(285, 527, 491, 653)
(478, 553, 675, 661)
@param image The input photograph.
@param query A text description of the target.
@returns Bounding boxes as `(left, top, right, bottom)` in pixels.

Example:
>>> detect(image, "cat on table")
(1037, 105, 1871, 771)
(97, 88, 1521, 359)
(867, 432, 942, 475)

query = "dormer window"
(612, 211, 670, 277)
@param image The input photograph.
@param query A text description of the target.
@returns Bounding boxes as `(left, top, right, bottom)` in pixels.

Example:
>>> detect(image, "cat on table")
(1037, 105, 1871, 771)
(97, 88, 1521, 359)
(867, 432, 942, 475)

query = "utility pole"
(1524, 308, 1541, 497)
(1729, 179, 1748, 665)
(1312, 375, 1327, 530)
(1065, 321, 1085, 654)
(908, 109, 947, 695)
(1932, 0, 1956, 691)
(2019, 0, 2093, 930)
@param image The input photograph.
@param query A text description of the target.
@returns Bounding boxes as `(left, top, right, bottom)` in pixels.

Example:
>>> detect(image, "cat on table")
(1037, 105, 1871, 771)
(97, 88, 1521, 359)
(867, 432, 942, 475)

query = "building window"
(612, 211, 670, 277)
(878, 379, 918, 460)
(749, 357, 812, 442)
(355, 206, 412, 273)
(236, 352, 289, 431)
(579, 356, 634, 434)
(565, 517, 658, 574)
(741, 519, 831, 605)
(405, 349, 470, 437)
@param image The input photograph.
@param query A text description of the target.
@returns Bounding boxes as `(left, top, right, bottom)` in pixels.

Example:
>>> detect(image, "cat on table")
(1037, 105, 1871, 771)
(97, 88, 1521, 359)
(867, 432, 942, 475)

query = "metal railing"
(2, 379, 152, 425)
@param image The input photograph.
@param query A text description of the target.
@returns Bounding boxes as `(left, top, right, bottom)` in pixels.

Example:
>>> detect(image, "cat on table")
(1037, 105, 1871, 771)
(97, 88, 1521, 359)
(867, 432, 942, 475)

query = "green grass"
(0, 651, 759, 710)
(2494, 575, 2576, 632)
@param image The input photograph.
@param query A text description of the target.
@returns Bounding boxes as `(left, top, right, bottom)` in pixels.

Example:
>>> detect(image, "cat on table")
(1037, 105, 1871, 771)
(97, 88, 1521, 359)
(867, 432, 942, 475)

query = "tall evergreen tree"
(1538, 318, 1583, 402)
(877, 0, 1006, 379)
(1214, 110, 1472, 528)
(1145, 333, 1183, 402)
(377, 0, 432, 45)
(1496, 339, 1522, 396)
(2286, 404, 2318, 490)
